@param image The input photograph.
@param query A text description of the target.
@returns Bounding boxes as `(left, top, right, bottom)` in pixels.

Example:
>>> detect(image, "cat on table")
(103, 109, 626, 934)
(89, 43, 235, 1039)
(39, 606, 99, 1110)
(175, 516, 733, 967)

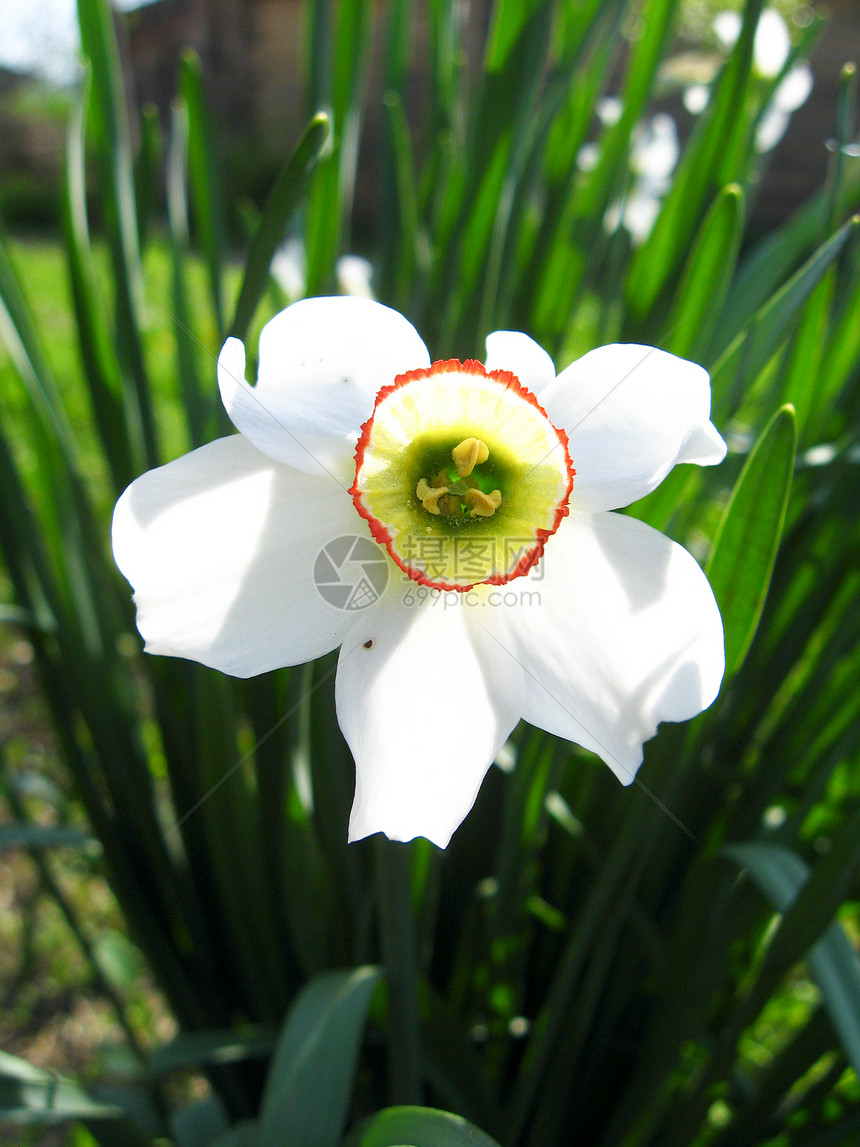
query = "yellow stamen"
(416, 477, 450, 515)
(464, 488, 502, 518)
(452, 437, 490, 477)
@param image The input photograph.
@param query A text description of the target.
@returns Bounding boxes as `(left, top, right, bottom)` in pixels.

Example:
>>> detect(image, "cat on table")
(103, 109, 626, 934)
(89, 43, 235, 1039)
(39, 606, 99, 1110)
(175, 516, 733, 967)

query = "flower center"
(350, 359, 574, 591)
(415, 438, 502, 519)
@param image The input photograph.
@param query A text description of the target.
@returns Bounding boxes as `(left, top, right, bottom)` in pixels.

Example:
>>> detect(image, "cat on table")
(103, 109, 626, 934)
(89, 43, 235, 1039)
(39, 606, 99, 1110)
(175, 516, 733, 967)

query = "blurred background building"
(0, 0, 857, 236)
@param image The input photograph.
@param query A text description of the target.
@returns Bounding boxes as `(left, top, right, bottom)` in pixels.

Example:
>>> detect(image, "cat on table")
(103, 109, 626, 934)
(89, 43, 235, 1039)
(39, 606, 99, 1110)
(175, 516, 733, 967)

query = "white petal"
(336, 254, 375, 298)
(497, 512, 724, 784)
(577, 142, 600, 171)
(597, 96, 622, 125)
(754, 9, 791, 78)
(336, 588, 523, 847)
(621, 189, 662, 245)
(713, 10, 741, 51)
(218, 297, 430, 479)
(774, 63, 813, 112)
(269, 238, 306, 300)
(631, 114, 678, 182)
(683, 83, 710, 115)
(541, 343, 726, 513)
(755, 106, 790, 152)
(112, 435, 362, 677)
(484, 331, 557, 396)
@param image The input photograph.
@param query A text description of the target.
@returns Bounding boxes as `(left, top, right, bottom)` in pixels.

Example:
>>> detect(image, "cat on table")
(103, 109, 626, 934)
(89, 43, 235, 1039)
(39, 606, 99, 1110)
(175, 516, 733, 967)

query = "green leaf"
(531, 0, 677, 339)
(134, 102, 163, 250)
(166, 96, 211, 448)
(378, 92, 419, 310)
(304, 0, 372, 294)
(229, 112, 331, 343)
(706, 405, 796, 678)
(712, 160, 860, 363)
(61, 69, 135, 490)
(777, 269, 835, 438)
(711, 215, 859, 419)
(626, 0, 763, 322)
(148, 1027, 274, 1077)
(211, 1122, 260, 1147)
(76, 0, 158, 467)
(0, 1050, 122, 1123)
(170, 1094, 230, 1147)
(663, 184, 744, 362)
(0, 824, 94, 850)
(575, 0, 679, 226)
(346, 1106, 503, 1147)
(723, 840, 860, 1074)
(808, 251, 860, 440)
(258, 966, 380, 1147)
(179, 50, 229, 335)
(484, 0, 545, 73)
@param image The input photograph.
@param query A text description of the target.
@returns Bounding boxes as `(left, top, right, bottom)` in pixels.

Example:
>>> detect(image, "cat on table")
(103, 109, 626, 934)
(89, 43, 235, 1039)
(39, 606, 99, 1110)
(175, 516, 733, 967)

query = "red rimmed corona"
(350, 359, 575, 591)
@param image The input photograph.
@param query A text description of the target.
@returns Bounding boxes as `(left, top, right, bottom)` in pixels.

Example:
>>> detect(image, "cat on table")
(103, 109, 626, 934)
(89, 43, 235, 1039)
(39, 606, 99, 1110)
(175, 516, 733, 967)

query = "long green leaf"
(211, 1121, 259, 1147)
(0, 825, 94, 849)
(170, 1095, 230, 1147)
(712, 165, 860, 365)
(166, 97, 210, 447)
(777, 269, 834, 438)
(663, 184, 744, 362)
(62, 70, 135, 490)
(531, 0, 678, 339)
(346, 1106, 503, 1147)
(304, 0, 371, 294)
(710, 216, 858, 419)
(626, 0, 763, 322)
(258, 966, 380, 1147)
(0, 1050, 122, 1123)
(179, 50, 229, 335)
(149, 1028, 274, 1077)
(229, 113, 331, 343)
(706, 405, 796, 678)
(723, 839, 860, 1074)
(77, 0, 157, 466)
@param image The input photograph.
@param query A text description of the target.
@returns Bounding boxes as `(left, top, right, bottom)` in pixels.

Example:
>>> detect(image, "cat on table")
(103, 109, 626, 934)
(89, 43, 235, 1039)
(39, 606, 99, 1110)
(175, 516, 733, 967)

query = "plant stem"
(375, 836, 423, 1105)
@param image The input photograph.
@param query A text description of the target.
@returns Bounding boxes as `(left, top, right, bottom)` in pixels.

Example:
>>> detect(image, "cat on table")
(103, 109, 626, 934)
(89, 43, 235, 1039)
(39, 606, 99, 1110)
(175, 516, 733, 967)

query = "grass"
(0, 231, 209, 1142)
(0, 233, 224, 505)
(0, 619, 178, 1146)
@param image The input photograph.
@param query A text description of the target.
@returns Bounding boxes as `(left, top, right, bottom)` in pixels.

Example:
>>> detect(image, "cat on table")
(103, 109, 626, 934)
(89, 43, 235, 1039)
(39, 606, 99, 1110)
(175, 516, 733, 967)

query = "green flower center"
(416, 437, 506, 519)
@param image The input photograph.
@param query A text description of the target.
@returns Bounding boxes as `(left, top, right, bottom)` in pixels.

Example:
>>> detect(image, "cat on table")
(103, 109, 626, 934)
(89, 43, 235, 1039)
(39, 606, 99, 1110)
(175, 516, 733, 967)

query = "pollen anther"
(416, 477, 450, 515)
(452, 437, 490, 477)
(464, 488, 502, 518)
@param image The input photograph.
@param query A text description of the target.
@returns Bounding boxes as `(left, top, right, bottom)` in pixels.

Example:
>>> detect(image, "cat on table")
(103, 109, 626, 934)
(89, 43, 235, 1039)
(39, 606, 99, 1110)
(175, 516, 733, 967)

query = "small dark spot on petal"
(363, 639, 373, 649)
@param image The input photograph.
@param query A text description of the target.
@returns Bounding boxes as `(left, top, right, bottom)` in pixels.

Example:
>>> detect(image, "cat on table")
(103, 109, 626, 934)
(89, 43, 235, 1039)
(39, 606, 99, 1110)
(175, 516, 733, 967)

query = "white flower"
(113, 298, 727, 848)
(270, 241, 376, 300)
(605, 114, 679, 244)
(597, 97, 623, 126)
(630, 113, 679, 183)
(270, 238, 306, 300)
(335, 254, 374, 299)
(755, 62, 813, 152)
(683, 83, 711, 116)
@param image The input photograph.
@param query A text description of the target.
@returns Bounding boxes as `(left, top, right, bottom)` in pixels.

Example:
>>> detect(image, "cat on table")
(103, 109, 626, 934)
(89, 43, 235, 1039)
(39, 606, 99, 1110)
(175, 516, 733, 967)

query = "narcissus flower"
(113, 298, 726, 848)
